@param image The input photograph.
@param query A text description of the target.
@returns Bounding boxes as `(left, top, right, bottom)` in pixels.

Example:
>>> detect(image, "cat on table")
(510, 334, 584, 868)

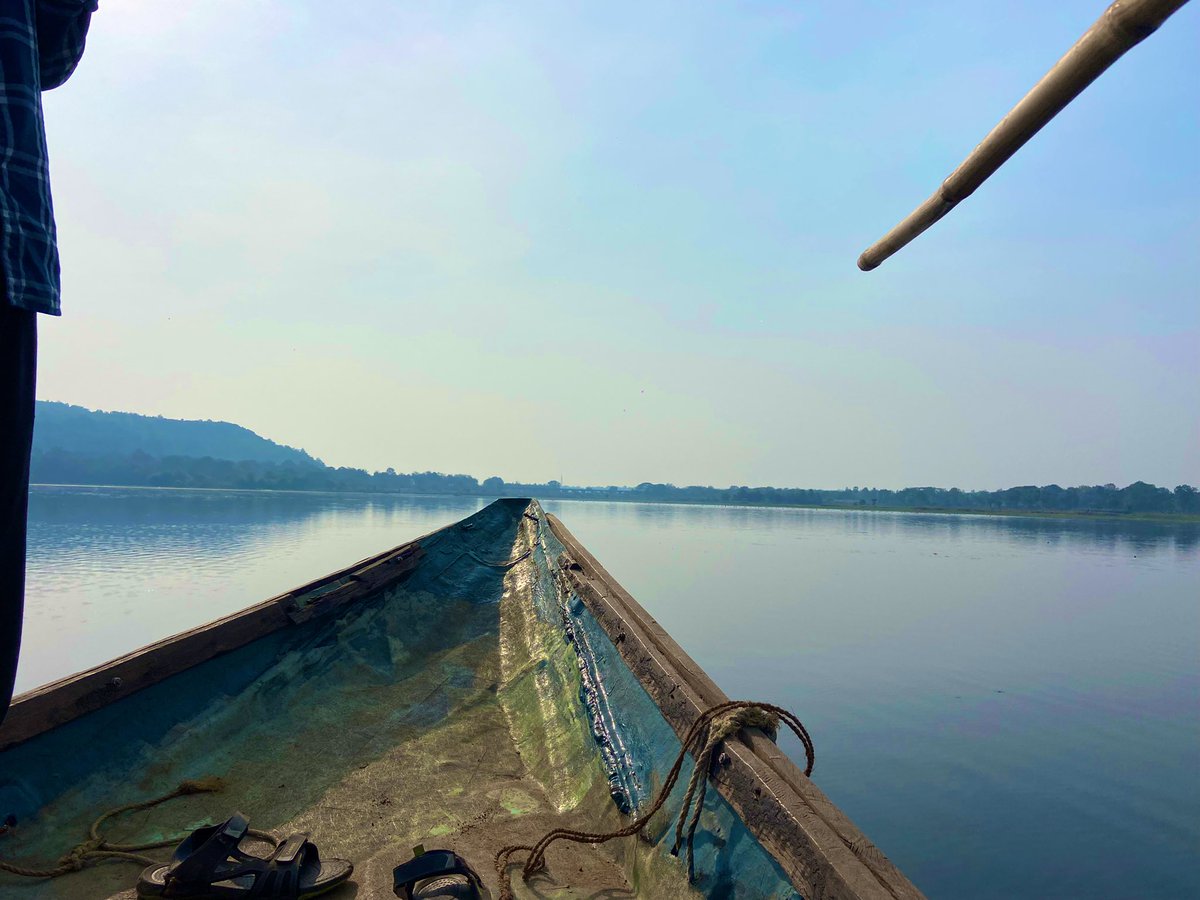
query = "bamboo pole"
(857, 0, 1191, 271)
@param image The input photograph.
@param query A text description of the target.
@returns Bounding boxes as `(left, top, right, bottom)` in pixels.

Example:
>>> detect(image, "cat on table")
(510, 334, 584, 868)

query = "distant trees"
(32, 401, 1197, 516)
(28, 448, 1197, 517)
(509, 479, 1198, 516)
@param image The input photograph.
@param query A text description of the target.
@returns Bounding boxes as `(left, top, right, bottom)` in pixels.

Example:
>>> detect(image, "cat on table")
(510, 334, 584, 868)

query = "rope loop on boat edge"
(494, 699, 815, 900)
(0, 776, 273, 880)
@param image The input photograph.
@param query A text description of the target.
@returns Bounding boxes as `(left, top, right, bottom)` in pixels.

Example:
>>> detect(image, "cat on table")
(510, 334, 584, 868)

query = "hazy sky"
(37, 1, 1198, 489)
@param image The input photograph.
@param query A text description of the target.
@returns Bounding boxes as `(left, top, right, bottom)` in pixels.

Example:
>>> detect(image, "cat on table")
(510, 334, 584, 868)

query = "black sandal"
(137, 812, 353, 898)
(392, 847, 486, 899)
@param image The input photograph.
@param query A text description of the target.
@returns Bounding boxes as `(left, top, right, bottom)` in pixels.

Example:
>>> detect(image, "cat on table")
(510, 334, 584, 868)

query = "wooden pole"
(857, 0, 1191, 271)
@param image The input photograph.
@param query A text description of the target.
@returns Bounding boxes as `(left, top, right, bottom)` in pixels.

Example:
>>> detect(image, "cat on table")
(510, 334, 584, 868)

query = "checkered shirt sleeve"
(0, 0, 96, 315)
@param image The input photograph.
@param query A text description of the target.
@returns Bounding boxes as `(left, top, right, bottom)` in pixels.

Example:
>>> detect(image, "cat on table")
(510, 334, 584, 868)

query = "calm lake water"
(20, 485, 1200, 899)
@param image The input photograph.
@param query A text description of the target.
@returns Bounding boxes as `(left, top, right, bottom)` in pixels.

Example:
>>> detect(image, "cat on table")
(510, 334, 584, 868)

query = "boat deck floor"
(3, 542, 697, 900)
(104, 677, 635, 900)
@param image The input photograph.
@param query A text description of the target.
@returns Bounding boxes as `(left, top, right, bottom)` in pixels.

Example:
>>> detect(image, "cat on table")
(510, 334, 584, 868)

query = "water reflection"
(551, 498, 1198, 555)
(29, 485, 484, 531)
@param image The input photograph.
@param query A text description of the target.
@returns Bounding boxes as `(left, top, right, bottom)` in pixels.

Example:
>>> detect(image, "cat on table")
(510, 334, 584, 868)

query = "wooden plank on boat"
(547, 514, 926, 900)
(0, 541, 425, 752)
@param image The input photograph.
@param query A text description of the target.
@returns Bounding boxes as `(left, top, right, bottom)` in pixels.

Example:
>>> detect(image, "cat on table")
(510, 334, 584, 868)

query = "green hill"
(33, 402, 320, 466)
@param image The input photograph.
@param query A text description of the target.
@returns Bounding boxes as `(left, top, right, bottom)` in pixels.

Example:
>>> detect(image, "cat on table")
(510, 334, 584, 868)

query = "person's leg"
(0, 303, 36, 722)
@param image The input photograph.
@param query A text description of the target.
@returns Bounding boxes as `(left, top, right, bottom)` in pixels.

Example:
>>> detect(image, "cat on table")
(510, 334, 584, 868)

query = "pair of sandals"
(137, 813, 484, 899)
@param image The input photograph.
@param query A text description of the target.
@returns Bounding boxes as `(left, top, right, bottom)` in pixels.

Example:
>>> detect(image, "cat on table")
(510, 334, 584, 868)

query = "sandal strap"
(167, 812, 253, 887)
(246, 833, 313, 899)
(392, 849, 481, 899)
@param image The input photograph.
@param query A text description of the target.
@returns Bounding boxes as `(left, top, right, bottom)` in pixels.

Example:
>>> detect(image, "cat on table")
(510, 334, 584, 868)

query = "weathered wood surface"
(547, 514, 926, 900)
(857, 0, 1191, 271)
(0, 542, 424, 752)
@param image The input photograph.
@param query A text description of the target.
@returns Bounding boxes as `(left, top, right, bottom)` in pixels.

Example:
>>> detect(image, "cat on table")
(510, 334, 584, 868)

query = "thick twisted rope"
(495, 700, 814, 900)
(0, 776, 248, 880)
(670, 705, 777, 879)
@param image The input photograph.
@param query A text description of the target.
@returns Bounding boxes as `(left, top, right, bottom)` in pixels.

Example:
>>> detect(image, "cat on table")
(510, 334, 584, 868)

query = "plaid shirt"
(0, 0, 95, 315)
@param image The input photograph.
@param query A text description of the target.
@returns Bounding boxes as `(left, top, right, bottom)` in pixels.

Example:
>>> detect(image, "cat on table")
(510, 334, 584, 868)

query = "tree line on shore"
(29, 447, 1198, 516)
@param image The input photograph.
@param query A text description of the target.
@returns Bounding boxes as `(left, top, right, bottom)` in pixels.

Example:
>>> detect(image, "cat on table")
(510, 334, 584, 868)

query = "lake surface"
(20, 485, 1200, 899)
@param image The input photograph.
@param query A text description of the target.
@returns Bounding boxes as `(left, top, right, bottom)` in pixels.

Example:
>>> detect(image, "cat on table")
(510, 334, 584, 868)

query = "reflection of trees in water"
(30, 488, 1200, 563)
(26, 486, 482, 562)
(861, 510, 1200, 556)
(547, 498, 1199, 556)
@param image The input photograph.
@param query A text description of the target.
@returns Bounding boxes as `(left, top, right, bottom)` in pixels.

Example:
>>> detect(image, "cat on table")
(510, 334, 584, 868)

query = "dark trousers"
(1, 303, 35, 723)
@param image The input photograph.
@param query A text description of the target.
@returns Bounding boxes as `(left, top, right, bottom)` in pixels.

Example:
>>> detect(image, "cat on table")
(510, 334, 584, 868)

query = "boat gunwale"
(0, 530, 431, 751)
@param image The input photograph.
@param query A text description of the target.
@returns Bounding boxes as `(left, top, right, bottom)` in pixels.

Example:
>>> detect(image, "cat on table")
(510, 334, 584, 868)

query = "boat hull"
(0, 499, 922, 899)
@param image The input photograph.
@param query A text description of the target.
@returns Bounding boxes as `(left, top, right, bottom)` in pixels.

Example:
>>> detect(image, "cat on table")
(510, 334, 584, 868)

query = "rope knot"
(56, 839, 102, 872)
(732, 706, 779, 736)
(709, 706, 778, 745)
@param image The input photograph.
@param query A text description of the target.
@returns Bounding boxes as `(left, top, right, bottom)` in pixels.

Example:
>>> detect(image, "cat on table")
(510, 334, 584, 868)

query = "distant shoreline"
(30, 483, 1200, 525)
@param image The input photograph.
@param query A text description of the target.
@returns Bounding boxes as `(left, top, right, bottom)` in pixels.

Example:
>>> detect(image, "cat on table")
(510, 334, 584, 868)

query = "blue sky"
(37, 0, 1198, 488)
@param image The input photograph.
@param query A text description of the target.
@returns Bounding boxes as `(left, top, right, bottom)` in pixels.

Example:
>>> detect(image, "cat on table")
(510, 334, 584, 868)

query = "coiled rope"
(495, 700, 814, 900)
(0, 776, 273, 880)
